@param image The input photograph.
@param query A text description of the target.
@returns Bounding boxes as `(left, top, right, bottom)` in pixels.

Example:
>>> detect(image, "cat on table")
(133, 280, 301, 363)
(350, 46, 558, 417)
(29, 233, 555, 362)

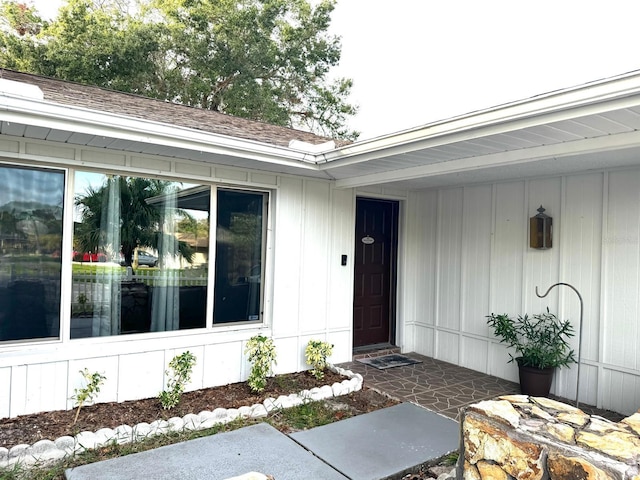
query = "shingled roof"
(0, 69, 335, 149)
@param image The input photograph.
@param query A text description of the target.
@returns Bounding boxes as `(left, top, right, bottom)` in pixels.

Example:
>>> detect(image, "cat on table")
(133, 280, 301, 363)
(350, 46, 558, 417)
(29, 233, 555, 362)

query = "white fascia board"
(320, 71, 640, 168)
(0, 94, 321, 171)
(334, 128, 640, 189)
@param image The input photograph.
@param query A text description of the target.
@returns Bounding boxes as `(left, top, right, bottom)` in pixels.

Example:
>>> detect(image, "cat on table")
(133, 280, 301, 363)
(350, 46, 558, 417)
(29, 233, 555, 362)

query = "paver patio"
(339, 352, 625, 422)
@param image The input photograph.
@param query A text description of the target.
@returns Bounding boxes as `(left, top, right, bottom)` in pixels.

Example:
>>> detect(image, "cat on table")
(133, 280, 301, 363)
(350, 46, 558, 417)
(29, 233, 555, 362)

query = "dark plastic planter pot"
(517, 359, 555, 396)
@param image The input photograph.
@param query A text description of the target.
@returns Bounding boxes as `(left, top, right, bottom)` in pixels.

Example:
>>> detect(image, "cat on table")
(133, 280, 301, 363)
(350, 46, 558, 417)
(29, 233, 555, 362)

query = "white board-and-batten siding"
(402, 168, 640, 415)
(0, 138, 355, 419)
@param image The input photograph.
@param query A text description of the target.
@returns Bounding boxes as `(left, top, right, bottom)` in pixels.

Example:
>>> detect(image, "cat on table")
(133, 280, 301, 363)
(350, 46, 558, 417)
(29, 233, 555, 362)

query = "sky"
(28, 0, 640, 140)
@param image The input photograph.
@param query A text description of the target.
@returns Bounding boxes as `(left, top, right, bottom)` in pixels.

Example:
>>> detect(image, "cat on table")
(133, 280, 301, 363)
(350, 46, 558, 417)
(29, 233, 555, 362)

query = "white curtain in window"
(150, 190, 180, 332)
(92, 176, 121, 336)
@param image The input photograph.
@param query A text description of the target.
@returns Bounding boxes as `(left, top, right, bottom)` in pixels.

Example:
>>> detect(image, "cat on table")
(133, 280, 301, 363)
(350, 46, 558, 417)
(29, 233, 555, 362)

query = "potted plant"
(486, 309, 576, 396)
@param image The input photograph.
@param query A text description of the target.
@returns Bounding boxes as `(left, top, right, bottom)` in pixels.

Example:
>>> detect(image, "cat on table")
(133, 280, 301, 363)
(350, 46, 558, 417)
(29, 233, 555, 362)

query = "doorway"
(353, 198, 399, 348)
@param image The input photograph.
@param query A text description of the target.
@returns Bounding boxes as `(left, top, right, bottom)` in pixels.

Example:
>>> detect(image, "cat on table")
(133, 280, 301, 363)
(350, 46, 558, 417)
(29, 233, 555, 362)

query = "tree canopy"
(0, 0, 358, 140)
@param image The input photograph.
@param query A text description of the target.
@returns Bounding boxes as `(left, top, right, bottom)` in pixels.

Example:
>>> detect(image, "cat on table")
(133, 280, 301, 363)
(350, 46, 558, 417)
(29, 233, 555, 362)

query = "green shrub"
(72, 369, 107, 425)
(305, 339, 333, 380)
(159, 351, 196, 410)
(245, 335, 277, 392)
(486, 309, 576, 369)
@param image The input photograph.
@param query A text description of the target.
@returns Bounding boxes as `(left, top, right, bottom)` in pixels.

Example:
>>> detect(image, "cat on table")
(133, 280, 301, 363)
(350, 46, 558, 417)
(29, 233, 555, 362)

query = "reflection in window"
(0, 165, 64, 342)
(214, 189, 266, 324)
(71, 173, 210, 338)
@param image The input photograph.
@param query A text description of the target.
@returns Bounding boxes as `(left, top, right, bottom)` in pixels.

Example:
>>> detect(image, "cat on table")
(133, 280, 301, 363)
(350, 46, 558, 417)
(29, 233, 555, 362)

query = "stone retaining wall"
(460, 395, 640, 480)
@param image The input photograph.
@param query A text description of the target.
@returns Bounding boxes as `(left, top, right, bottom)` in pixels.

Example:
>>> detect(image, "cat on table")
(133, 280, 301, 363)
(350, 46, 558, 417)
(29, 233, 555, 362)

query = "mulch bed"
(0, 371, 396, 449)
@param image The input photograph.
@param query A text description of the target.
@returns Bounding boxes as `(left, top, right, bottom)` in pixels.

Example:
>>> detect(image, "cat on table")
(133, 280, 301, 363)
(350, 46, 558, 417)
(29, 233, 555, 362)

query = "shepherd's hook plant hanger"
(535, 282, 583, 408)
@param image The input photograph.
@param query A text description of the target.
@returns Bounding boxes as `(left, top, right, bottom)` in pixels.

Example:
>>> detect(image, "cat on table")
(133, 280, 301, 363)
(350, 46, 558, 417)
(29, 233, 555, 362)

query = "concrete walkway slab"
(290, 402, 458, 480)
(65, 423, 348, 480)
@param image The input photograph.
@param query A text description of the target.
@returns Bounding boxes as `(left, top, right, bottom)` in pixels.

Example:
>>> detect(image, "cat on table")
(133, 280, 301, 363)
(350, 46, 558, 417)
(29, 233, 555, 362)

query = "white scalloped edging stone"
(0, 364, 361, 470)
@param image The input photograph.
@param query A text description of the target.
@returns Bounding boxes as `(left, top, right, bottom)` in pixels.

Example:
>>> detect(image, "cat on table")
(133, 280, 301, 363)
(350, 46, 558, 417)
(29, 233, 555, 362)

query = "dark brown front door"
(353, 198, 399, 348)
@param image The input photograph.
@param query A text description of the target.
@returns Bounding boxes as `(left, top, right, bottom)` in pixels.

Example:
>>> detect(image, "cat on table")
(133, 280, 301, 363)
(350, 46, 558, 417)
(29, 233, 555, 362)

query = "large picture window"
(214, 189, 267, 324)
(0, 165, 64, 342)
(71, 172, 210, 338)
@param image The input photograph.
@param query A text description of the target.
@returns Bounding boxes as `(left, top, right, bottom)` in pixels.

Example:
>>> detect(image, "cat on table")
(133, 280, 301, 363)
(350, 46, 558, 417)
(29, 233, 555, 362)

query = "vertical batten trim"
(597, 170, 610, 410)
(521, 180, 530, 314)
(488, 183, 497, 373)
(433, 190, 443, 358)
(459, 186, 468, 361)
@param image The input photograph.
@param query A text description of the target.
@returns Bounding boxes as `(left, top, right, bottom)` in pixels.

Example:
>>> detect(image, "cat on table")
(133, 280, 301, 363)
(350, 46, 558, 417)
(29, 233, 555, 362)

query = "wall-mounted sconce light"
(530, 205, 552, 249)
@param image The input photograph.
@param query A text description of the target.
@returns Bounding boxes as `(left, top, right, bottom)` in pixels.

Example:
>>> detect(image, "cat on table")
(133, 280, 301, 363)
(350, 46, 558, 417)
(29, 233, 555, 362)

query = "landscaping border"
(0, 366, 362, 469)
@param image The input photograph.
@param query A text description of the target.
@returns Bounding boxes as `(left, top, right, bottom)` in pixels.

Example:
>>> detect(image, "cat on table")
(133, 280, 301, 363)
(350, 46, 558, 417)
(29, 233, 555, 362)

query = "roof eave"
(319, 69, 640, 169)
(0, 93, 322, 171)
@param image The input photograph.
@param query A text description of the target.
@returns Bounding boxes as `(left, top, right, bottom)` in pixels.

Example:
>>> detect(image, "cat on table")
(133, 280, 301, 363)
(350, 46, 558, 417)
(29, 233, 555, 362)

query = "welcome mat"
(356, 354, 422, 370)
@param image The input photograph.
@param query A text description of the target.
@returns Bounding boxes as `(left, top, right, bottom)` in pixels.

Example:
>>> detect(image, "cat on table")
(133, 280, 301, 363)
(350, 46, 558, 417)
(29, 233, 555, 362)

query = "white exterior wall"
(403, 167, 640, 415)
(0, 137, 355, 418)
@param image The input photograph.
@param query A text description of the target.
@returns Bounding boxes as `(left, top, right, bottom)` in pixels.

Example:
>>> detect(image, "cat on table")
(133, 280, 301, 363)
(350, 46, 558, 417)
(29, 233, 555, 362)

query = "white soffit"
(324, 70, 640, 189)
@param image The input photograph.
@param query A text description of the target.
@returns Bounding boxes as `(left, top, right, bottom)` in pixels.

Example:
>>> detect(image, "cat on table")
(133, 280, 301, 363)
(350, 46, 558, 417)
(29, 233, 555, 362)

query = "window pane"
(214, 189, 266, 324)
(0, 165, 64, 342)
(71, 173, 209, 338)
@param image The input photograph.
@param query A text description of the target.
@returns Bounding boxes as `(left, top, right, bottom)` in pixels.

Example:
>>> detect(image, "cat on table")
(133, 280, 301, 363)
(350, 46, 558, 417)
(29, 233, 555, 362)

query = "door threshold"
(352, 344, 400, 361)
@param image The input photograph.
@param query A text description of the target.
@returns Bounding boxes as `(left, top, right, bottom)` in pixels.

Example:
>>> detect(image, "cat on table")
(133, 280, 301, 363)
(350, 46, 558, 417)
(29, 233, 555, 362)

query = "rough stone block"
(463, 415, 544, 480)
(463, 460, 481, 480)
(547, 453, 614, 480)
(476, 460, 509, 480)
(577, 430, 640, 462)
(587, 417, 626, 433)
(557, 412, 589, 428)
(545, 423, 576, 444)
(531, 397, 583, 413)
(530, 405, 554, 421)
(468, 400, 520, 428)
(499, 394, 530, 404)
(621, 412, 640, 436)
